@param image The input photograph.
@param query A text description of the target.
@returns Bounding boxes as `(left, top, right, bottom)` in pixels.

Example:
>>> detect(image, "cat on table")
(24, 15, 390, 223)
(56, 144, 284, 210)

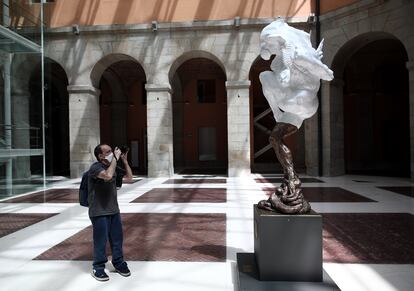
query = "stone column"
(67, 85, 100, 178)
(407, 61, 414, 181)
(11, 84, 31, 179)
(145, 83, 174, 177)
(226, 80, 251, 177)
(321, 78, 345, 176)
(1, 53, 13, 193)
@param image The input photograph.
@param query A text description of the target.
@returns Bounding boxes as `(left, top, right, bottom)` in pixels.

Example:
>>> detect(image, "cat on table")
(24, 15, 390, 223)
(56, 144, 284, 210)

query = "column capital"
(145, 83, 173, 93)
(225, 80, 251, 89)
(406, 61, 414, 71)
(67, 85, 100, 96)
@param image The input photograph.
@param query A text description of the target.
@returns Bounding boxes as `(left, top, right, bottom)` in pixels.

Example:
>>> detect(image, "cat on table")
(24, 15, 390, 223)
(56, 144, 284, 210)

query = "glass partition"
(0, 0, 44, 199)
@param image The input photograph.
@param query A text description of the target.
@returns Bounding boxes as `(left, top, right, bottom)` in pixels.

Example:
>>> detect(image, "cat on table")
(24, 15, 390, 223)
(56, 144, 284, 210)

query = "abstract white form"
(257, 18, 334, 214)
(259, 18, 334, 128)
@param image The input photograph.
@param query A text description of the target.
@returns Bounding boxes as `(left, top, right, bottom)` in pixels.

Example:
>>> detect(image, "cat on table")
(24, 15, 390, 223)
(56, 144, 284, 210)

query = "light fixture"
(151, 21, 158, 32)
(234, 16, 241, 28)
(72, 24, 79, 35)
(307, 13, 316, 24)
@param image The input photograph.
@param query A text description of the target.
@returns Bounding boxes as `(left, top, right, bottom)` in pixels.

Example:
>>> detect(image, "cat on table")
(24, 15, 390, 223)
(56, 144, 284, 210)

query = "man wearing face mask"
(88, 143, 133, 281)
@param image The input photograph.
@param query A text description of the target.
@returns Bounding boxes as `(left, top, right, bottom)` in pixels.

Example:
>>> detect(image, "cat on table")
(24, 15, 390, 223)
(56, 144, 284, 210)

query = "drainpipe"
(41, 0, 46, 188)
(316, 0, 323, 177)
(3, 0, 12, 195)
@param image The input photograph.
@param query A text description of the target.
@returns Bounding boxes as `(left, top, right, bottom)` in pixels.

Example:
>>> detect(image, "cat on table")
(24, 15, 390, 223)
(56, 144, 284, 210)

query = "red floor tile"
(0, 213, 57, 238)
(262, 187, 375, 202)
(2, 189, 78, 203)
(255, 177, 324, 183)
(35, 213, 226, 262)
(323, 213, 414, 263)
(378, 186, 414, 198)
(163, 179, 226, 184)
(131, 188, 226, 203)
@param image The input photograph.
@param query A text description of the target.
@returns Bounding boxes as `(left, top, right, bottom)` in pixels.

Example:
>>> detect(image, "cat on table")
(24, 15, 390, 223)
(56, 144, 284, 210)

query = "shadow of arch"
(330, 32, 409, 177)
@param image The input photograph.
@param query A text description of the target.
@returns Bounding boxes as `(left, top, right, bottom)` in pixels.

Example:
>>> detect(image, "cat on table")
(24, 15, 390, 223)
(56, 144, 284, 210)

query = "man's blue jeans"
(90, 213, 125, 271)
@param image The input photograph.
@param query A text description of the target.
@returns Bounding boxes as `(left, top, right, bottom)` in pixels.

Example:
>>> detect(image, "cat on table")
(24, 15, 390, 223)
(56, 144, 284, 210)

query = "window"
(197, 80, 216, 103)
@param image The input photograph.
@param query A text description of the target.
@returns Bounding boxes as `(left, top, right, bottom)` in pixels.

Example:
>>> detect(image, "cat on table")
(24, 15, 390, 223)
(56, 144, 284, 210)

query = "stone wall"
(43, 2, 414, 179)
(321, 0, 414, 178)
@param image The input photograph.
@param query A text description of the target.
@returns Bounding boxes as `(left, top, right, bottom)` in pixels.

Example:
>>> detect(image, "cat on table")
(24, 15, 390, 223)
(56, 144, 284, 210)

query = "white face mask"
(105, 152, 114, 163)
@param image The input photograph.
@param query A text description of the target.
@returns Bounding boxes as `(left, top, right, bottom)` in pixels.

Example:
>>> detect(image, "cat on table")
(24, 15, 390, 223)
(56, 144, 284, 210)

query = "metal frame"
(0, 25, 41, 53)
(0, 149, 44, 158)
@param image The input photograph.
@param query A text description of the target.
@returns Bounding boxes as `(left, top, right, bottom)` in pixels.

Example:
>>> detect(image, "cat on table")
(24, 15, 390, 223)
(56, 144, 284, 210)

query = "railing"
(1, 0, 43, 46)
(0, 123, 42, 149)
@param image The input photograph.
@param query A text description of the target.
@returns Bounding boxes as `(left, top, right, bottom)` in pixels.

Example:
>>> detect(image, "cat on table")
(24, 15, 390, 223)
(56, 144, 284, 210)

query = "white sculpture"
(259, 18, 334, 128)
(257, 18, 334, 214)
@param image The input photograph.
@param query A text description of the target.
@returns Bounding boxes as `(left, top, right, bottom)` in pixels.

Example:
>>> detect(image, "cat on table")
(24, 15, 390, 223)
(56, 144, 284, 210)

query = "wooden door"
(182, 78, 227, 169)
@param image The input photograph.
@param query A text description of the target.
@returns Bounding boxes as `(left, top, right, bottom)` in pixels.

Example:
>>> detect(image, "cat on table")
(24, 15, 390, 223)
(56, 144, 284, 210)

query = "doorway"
(172, 58, 228, 174)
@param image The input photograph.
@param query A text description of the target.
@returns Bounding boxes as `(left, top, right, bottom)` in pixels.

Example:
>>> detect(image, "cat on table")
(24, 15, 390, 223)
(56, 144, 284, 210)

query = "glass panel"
(198, 127, 217, 161)
(0, 0, 45, 199)
(0, 0, 43, 47)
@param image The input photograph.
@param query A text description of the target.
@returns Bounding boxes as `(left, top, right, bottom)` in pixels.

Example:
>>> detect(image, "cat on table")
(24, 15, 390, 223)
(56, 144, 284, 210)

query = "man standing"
(88, 143, 133, 281)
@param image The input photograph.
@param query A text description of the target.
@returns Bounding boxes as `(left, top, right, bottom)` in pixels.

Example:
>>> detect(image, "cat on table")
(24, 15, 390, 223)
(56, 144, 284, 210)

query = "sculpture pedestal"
(237, 253, 340, 291)
(236, 205, 340, 290)
(254, 205, 322, 281)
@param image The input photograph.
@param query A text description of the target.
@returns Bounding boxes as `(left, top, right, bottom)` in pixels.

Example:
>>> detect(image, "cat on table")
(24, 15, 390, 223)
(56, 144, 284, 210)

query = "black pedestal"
(237, 253, 340, 291)
(254, 205, 322, 281)
(236, 205, 340, 290)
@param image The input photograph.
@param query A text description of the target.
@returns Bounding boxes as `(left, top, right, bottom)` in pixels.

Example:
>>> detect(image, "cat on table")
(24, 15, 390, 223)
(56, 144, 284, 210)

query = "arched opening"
(98, 59, 147, 175)
(342, 38, 409, 176)
(29, 58, 70, 177)
(249, 56, 305, 173)
(171, 57, 228, 174)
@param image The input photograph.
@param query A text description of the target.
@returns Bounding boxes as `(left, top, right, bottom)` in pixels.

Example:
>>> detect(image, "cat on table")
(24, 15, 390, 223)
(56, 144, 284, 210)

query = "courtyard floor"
(0, 173, 413, 291)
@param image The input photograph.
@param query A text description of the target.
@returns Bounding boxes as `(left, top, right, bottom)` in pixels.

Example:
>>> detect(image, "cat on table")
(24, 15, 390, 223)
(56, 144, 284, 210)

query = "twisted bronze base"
(257, 122, 311, 214)
(258, 175, 311, 214)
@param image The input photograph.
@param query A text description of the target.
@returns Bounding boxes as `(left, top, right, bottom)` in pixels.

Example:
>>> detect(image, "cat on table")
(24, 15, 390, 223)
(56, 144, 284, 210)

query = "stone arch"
(169, 51, 228, 174)
(44, 58, 70, 176)
(325, 32, 409, 176)
(29, 57, 70, 176)
(331, 32, 402, 78)
(90, 53, 146, 89)
(168, 50, 227, 83)
(94, 54, 148, 174)
(7, 55, 71, 177)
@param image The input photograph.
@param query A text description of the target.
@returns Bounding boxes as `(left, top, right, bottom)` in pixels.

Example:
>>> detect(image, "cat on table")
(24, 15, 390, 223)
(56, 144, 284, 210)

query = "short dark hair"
(94, 143, 106, 161)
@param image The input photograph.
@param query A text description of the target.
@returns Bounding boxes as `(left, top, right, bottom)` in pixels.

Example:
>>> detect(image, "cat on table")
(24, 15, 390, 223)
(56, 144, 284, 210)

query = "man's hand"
(114, 147, 122, 161)
(119, 149, 133, 183)
(120, 149, 129, 163)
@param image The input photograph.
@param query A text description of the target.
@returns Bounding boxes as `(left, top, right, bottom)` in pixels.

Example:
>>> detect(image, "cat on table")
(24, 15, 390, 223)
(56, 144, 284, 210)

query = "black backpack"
(79, 171, 89, 207)
(79, 165, 125, 207)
